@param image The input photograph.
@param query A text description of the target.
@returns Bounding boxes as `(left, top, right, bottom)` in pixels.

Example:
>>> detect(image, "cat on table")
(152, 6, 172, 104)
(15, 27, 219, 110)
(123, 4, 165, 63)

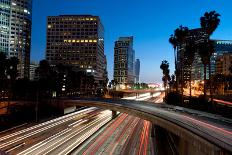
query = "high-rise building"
(46, 15, 107, 85)
(176, 28, 208, 83)
(113, 36, 135, 84)
(135, 59, 140, 83)
(0, 0, 32, 78)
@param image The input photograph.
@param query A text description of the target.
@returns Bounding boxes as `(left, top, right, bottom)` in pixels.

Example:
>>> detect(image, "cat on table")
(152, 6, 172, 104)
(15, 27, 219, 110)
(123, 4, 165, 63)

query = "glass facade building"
(114, 37, 135, 84)
(0, 0, 32, 78)
(135, 59, 140, 83)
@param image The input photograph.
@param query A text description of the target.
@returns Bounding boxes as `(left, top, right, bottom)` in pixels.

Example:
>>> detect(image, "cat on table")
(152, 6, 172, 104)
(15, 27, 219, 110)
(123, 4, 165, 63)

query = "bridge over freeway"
(58, 98, 232, 155)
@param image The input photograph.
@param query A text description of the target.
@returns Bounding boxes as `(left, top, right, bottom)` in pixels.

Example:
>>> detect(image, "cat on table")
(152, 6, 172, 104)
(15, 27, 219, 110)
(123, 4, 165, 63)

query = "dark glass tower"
(135, 59, 140, 83)
(114, 37, 135, 84)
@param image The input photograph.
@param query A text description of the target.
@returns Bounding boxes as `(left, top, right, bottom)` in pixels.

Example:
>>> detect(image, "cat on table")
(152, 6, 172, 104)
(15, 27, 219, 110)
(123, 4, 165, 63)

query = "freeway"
(73, 113, 153, 155)
(0, 107, 113, 155)
(62, 97, 232, 153)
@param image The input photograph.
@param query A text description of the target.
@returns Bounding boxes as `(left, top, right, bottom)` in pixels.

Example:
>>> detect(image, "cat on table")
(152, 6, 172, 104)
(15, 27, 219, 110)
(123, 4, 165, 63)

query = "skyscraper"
(46, 15, 107, 85)
(0, 0, 32, 78)
(176, 28, 208, 83)
(114, 36, 135, 85)
(135, 59, 140, 83)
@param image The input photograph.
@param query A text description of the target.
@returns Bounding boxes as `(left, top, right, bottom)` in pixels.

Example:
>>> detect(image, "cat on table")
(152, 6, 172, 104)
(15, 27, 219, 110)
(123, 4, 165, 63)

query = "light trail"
(82, 114, 128, 155)
(0, 113, 90, 149)
(19, 110, 112, 155)
(182, 115, 232, 137)
(0, 107, 96, 142)
(79, 113, 153, 155)
(213, 99, 232, 106)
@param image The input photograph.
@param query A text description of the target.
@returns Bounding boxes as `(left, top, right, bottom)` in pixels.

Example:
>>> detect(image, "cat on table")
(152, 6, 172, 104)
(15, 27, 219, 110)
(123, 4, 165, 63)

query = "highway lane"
(75, 113, 153, 155)
(0, 107, 113, 155)
(67, 97, 232, 152)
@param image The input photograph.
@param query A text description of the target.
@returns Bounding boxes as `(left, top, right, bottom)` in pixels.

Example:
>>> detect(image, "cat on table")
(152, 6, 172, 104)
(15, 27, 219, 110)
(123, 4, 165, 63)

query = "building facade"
(176, 28, 208, 83)
(216, 53, 232, 75)
(0, 0, 32, 78)
(46, 15, 107, 85)
(113, 36, 135, 84)
(135, 59, 140, 83)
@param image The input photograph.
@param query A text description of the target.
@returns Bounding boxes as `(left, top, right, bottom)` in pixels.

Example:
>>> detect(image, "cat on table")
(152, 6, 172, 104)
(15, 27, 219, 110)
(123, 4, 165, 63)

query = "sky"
(31, 0, 232, 83)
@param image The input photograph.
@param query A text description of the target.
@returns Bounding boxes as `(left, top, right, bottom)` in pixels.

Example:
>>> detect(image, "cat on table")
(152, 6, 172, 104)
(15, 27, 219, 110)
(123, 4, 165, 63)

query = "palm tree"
(160, 60, 171, 96)
(174, 25, 189, 97)
(184, 40, 196, 97)
(169, 34, 178, 69)
(169, 34, 178, 91)
(200, 11, 221, 98)
(200, 11, 220, 36)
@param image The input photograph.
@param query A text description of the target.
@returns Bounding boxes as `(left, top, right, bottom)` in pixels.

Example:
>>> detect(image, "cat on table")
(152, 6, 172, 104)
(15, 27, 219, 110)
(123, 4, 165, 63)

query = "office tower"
(114, 36, 135, 84)
(46, 15, 107, 85)
(176, 28, 208, 83)
(135, 59, 140, 83)
(0, 0, 32, 78)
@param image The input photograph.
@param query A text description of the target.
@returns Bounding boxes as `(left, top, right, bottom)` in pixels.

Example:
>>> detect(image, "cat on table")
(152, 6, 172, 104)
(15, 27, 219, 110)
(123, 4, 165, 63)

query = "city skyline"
(31, 0, 232, 82)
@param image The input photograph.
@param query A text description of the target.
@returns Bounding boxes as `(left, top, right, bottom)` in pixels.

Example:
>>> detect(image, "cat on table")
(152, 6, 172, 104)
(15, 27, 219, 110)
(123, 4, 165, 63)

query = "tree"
(200, 11, 221, 98)
(160, 60, 171, 96)
(169, 34, 178, 70)
(185, 39, 196, 97)
(200, 11, 220, 36)
(174, 25, 189, 96)
(169, 34, 178, 91)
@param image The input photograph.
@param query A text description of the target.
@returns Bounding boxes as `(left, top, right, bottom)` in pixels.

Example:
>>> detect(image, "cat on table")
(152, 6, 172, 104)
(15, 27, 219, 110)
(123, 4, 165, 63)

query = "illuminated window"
(68, 40, 71, 43)
(72, 40, 76, 43)
(85, 40, 88, 43)
(93, 40, 97, 43)
(81, 40, 84, 43)
(89, 40, 93, 42)
(90, 18, 93, 21)
(64, 40, 67, 43)
(48, 25, 52, 28)
(76, 40, 80, 42)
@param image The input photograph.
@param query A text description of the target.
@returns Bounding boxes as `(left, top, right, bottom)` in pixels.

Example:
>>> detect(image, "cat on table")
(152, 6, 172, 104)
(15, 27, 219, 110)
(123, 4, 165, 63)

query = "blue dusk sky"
(31, 0, 232, 83)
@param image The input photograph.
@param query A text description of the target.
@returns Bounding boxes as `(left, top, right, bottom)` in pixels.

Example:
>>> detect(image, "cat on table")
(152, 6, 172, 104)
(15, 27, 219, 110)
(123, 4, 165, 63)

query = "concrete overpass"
(58, 98, 232, 155)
